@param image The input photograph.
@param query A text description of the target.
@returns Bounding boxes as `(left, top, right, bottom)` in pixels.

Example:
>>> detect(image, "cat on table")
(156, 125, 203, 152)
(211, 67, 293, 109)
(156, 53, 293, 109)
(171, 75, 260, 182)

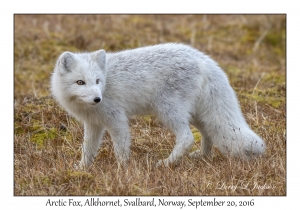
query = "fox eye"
(76, 80, 85, 85)
(96, 79, 100, 84)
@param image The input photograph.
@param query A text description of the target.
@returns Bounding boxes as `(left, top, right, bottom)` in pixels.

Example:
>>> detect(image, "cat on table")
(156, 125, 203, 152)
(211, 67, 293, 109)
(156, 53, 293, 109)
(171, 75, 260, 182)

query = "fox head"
(51, 50, 107, 106)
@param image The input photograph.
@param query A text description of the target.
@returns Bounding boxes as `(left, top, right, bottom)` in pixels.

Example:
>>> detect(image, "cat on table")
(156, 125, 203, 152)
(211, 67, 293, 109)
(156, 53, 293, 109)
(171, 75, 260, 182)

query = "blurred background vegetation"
(14, 15, 285, 98)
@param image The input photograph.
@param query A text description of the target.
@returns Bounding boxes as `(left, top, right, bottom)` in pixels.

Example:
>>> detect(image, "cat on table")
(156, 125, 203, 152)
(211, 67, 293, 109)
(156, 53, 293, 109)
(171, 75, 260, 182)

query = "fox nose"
(94, 97, 101, 103)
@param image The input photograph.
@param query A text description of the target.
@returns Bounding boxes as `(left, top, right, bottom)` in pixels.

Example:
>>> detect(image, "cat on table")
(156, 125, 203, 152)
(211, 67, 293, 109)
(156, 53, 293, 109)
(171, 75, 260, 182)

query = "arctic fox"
(51, 43, 265, 168)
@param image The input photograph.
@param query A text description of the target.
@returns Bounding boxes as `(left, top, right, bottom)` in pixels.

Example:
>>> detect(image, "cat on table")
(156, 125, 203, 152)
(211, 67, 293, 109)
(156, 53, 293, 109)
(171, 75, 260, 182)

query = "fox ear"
(57, 51, 77, 74)
(92, 50, 106, 71)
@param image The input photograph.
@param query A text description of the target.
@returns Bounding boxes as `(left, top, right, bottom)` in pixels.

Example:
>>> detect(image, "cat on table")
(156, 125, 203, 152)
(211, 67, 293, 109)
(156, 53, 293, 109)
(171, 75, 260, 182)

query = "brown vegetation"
(14, 15, 286, 195)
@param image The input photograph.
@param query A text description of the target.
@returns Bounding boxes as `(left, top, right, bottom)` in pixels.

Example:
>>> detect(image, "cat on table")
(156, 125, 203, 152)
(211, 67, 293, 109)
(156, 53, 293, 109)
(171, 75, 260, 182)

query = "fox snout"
(94, 97, 101, 103)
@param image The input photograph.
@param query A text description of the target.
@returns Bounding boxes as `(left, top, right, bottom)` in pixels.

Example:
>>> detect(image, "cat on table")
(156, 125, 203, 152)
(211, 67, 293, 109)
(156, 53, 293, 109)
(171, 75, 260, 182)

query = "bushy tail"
(196, 64, 265, 159)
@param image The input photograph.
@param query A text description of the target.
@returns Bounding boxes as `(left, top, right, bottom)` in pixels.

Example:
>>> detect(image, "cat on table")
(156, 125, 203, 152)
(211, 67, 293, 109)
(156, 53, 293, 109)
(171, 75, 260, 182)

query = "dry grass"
(14, 15, 286, 195)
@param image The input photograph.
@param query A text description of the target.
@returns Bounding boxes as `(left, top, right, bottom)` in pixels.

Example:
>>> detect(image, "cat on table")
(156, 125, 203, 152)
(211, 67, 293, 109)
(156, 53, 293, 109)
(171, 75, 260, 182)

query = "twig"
(252, 73, 265, 95)
(252, 29, 270, 52)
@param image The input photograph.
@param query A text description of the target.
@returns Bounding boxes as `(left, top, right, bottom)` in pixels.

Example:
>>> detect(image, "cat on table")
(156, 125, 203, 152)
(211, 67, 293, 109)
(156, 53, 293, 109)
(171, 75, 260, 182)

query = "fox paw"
(156, 159, 168, 167)
(156, 158, 177, 168)
(188, 150, 202, 158)
(74, 161, 88, 171)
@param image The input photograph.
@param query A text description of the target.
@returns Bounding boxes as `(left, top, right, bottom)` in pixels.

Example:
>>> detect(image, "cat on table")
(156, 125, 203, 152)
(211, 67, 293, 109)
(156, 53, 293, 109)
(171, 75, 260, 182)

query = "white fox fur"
(51, 43, 265, 168)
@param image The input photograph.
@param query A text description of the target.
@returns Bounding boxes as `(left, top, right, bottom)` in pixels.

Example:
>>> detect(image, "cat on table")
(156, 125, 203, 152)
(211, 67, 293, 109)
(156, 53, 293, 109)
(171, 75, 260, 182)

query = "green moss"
(191, 127, 201, 142)
(14, 122, 23, 135)
(142, 115, 152, 123)
(66, 170, 94, 181)
(35, 176, 51, 185)
(265, 29, 285, 47)
(269, 100, 282, 108)
(30, 127, 57, 148)
(31, 121, 43, 131)
(241, 87, 285, 109)
(241, 25, 260, 44)
(263, 72, 286, 86)
(226, 66, 242, 75)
